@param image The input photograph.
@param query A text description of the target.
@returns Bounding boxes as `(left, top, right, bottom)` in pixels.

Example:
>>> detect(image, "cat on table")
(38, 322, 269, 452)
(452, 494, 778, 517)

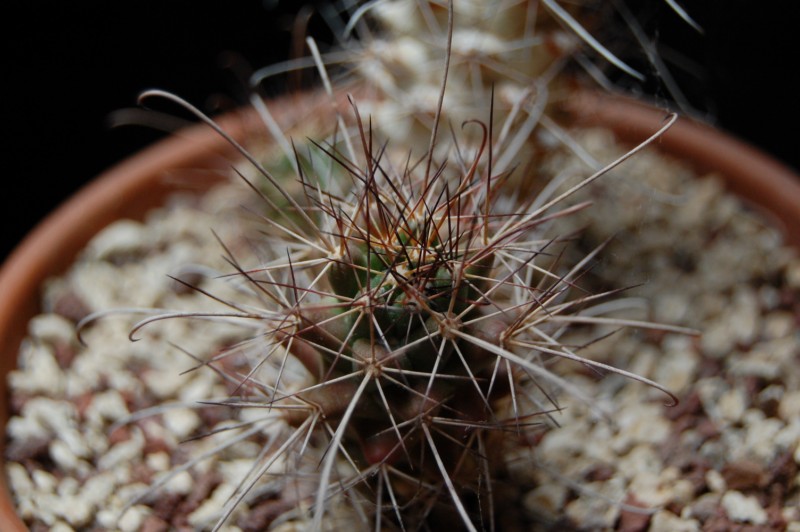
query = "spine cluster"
(135, 1, 690, 529)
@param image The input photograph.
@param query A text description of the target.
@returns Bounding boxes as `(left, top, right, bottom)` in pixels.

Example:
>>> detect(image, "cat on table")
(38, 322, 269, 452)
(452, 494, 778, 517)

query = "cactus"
(115, 1, 701, 529)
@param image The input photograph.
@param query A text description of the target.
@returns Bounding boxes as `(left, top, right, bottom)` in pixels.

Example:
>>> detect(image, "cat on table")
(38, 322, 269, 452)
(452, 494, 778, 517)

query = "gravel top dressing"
(5, 130, 800, 531)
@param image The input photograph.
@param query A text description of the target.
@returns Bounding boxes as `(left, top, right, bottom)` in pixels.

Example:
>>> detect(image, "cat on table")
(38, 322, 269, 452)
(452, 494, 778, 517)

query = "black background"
(3, 1, 798, 262)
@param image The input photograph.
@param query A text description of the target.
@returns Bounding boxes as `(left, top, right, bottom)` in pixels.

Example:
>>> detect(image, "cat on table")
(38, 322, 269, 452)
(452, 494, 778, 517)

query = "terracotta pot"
(1, 92, 798, 529)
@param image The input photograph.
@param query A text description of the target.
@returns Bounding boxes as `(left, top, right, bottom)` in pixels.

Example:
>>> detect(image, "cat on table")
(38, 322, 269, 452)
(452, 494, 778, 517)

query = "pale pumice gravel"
(5, 129, 800, 531)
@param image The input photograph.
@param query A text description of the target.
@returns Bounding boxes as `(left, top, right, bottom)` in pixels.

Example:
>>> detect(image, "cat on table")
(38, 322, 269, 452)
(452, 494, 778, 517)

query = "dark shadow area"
(3, 1, 796, 261)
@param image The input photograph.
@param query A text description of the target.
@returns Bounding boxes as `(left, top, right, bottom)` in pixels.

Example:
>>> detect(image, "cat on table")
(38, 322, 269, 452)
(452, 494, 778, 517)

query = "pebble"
(51, 494, 93, 527)
(163, 407, 201, 440)
(649, 509, 700, 532)
(730, 288, 760, 345)
(786, 258, 800, 289)
(86, 220, 147, 261)
(628, 466, 694, 508)
(84, 389, 130, 426)
(696, 377, 730, 426)
(153, 469, 194, 495)
(563, 475, 625, 526)
(117, 505, 151, 532)
(51, 522, 75, 532)
(143, 368, 192, 399)
(684, 492, 721, 521)
(81, 472, 117, 508)
(32, 469, 58, 493)
(146, 451, 171, 472)
(762, 311, 796, 339)
(780, 391, 800, 420)
(743, 415, 785, 463)
(717, 387, 747, 424)
(610, 403, 670, 453)
(9, 343, 65, 395)
(28, 313, 76, 345)
(188, 483, 239, 529)
(522, 483, 567, 519)
(705, 470, 726, 492)
(50, 439, 90, 475)
(98, 428, 145, 470)
(784, 506, 800, 525)
(178, 371, 218, 402)
(720, 490, 768, 525)
(774, 419, 800, 451)
(653, 345, 698, 394)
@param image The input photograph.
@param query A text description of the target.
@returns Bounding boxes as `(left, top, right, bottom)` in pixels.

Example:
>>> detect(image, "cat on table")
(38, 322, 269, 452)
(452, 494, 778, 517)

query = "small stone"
(717, 388, 747, 423)
(53, 495, 92, 527)
(563, 479, 625, 530)
(81, 472, 117, 508)
(188, 483, 240, 529)
(50, 439, 88, 475)
(163, 407, 201, 440)
(87, 220, 147, 261)
(620, 445, 662, 477)
(6, 462, 34, 497)
(783, 504, 800, 523)
(178, 372, 216, 403)
(700, 323, 735, 359)
(611, 404, 670, 453)
(721, 490, 768, 524)
(32, 469, 58, 493)
(537, 422, 587, 466)
(653, 293, 691, 324)
(28, 313, 76, 345)
(84, 390, 130, 426)
(653, 346, 698, 394)
(743, 415, 784, 463)
(117, 505, 150, 532)
(684, 492, 721, 521)
(523, 483, 567, 518)
(697, 377, 730, 426)
(9, 344, 65, 395)
(785, 258, 800, 289)
(51, 522, 76, 532)
(98, 427, 145, 470)
(146, 452, 171, 472)
(142, 369, 192, 400)
(649, 509, 700, 532)
(153, 469, 194, 495)
(779, 391, 800, 421)
(705, 469, 726, 492)
(762, 311, 795, 339)
(729, 288, 760, 344)
(775, 420, 800, 452)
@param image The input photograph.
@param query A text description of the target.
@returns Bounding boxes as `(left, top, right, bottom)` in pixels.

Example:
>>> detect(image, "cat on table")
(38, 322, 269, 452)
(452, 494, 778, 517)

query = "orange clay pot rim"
(566, 91, 800, 246)
(0, 90, 798, 530)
